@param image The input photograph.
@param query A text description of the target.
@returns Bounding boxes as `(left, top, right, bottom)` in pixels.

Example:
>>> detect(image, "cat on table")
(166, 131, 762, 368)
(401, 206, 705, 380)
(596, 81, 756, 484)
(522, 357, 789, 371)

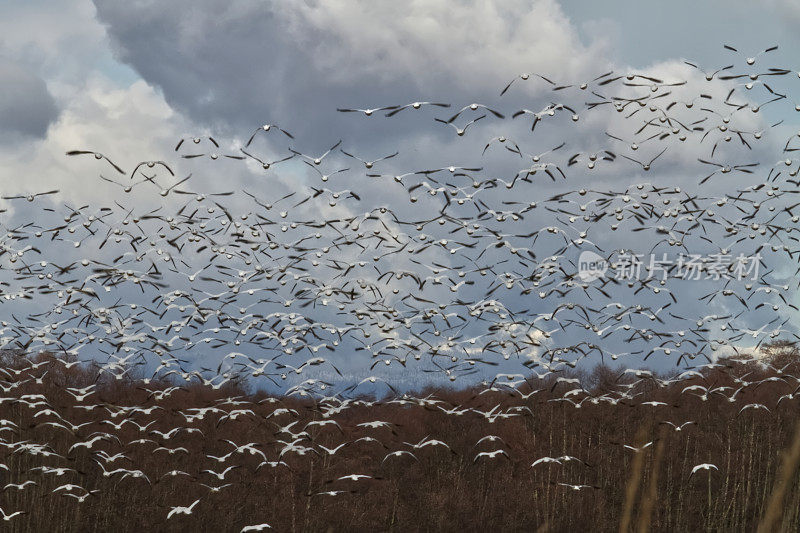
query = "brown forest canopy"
(0, 342, 798, 531)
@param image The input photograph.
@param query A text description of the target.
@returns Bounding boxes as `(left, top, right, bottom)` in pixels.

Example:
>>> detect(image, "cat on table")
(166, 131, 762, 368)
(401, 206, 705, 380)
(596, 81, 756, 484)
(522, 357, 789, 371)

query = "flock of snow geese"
(0, 44, 799, 527)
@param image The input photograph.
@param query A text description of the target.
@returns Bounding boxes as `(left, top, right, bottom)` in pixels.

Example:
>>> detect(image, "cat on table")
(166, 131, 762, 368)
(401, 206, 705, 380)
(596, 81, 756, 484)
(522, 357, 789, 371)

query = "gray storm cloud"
(0, 57, 59, 140)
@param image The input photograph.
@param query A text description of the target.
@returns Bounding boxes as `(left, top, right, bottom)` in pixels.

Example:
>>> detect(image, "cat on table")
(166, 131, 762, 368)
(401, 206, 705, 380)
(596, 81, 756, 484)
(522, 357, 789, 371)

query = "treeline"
(0, 345, 799, 532)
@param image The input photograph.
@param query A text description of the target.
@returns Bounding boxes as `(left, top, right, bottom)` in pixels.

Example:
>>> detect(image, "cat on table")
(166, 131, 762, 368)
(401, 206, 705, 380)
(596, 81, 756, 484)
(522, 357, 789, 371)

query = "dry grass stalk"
(619, 423, 649, 533)
(757, 420, 800, 533)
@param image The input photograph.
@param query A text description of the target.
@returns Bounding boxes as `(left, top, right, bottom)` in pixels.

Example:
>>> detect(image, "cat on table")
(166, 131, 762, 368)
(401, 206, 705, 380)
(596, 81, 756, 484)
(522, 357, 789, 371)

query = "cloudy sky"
(1, 1, 799, 388)
(3, 0, 799, 195)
